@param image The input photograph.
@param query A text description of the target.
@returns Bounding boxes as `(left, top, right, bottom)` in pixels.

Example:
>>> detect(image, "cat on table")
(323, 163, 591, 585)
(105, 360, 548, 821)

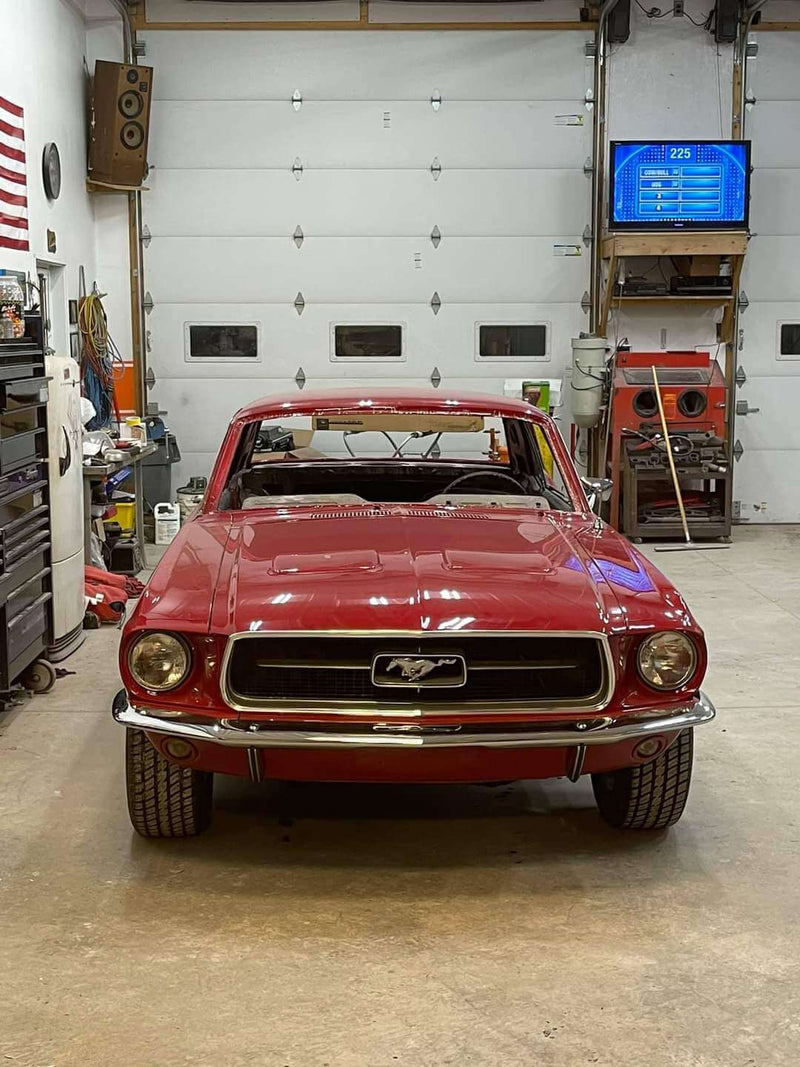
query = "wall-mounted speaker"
(88, 60, 153, 187)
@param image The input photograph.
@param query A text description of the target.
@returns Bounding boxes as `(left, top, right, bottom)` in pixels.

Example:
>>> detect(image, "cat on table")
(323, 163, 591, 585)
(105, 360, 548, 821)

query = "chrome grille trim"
(220, 630, 616, 718)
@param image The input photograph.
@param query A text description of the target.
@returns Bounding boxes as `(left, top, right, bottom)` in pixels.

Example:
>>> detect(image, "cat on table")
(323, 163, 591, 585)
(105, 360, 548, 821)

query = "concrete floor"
(1, 526, 799, 1066)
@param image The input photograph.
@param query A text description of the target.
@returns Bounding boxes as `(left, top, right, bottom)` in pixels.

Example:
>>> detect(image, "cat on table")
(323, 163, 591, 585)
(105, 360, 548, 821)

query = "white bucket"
(154, 502, 180, 545)
(570, 335, 607, 428)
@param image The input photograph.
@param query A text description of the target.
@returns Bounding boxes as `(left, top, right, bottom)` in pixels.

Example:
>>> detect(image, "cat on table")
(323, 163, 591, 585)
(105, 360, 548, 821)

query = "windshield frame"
(204, 398, 586, 516)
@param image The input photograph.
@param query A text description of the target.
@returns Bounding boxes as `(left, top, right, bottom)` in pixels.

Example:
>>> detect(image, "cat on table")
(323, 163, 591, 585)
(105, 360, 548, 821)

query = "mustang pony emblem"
(384, 657, 458, 682)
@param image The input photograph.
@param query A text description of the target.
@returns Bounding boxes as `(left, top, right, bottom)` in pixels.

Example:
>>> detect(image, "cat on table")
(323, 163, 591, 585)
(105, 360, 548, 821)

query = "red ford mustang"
(113, 388, 714, 837)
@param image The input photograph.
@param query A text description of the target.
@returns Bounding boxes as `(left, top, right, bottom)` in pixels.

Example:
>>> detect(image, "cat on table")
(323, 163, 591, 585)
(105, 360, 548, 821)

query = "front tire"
(592, 729, 693, 830)
(125, 728, 213, 837)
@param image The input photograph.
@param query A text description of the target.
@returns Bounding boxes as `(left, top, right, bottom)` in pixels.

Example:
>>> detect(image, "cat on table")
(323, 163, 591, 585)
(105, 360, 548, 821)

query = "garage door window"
(332, 325, 404, 362)
(185, 324, 259, 363)
(477, 324, 548, 361)
(779, 323, 800, 360)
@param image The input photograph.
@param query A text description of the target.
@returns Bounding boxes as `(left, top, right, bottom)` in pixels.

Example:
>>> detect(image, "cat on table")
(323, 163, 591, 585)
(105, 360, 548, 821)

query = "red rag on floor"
(85, 578, 128, 624)
(86, 563, 146, 597)
(85, 565, 145, 600)
(124, 577, 146, 598)
(85, 565, 125, 588)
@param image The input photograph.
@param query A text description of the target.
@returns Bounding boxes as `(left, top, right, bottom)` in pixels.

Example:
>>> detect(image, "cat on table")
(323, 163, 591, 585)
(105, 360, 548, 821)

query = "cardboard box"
(312, 414, 484, 433)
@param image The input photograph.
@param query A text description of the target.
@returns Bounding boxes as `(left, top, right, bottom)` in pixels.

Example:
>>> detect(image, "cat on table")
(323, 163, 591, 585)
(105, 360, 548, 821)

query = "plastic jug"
(154, 502, 180, 545)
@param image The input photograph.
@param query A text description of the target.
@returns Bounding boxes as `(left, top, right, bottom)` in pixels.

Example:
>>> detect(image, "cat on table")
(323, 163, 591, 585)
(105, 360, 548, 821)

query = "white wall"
(0, 0, 130, 363)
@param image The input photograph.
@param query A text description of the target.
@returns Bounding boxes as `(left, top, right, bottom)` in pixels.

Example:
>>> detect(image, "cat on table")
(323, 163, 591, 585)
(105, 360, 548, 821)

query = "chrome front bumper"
(112, 692, 715, 749)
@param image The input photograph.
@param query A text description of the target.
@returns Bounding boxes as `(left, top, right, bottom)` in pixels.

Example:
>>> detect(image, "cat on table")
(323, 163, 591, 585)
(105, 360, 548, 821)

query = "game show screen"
(610, 141, 750, 230)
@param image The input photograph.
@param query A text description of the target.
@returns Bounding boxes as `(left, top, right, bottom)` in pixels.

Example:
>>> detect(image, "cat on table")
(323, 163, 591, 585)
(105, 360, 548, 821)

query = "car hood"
(198, 507, 681, 637)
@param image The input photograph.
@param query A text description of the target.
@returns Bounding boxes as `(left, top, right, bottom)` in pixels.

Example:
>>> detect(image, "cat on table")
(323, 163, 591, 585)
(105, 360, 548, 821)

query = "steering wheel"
(438, 469, 528, 496)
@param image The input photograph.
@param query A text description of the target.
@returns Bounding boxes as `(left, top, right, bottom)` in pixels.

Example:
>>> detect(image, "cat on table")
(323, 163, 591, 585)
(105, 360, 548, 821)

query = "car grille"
(225, 634, 610, 713)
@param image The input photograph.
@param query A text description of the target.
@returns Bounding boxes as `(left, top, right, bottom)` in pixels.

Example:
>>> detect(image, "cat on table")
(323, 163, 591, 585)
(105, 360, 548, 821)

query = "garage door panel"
(428, 303, 584, 378)
(145, 31, 590, 102)
(749, 103, 800, 167)
(148, 301, 583, 381)
(422, 374, 507, 396)
(734, 378, 800, 452)
(150, 101, 589, 171)
(147, 237, 431, 303)
(749, 169, 800, 236)
(434, 240, 585, 303)
(433, 170, 591, 236)
(733, 449, 800, 524)
(746, 36, 800, 101)
(739, 238, 800, 302)
(738, 301, 800, 377)
(144, 168, 590, 238)
(155, 378, 273, 455)
(146, 236, 585, 304)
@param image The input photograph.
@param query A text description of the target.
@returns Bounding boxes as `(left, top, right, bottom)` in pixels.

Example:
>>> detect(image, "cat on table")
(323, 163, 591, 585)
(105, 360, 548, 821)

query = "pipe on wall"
(738, 0, 772, 139)
(103, 0, 150, 417)
(588, 0, 621, 337)
(105, 0, 134, 61)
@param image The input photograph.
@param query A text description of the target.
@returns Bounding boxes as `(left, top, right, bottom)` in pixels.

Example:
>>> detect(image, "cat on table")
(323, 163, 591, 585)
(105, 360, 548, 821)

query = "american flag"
(0, 96, 28, 252)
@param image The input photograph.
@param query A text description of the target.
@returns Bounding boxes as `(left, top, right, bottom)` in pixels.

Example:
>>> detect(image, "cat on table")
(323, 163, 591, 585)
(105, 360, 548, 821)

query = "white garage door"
(737, 33, 800, 523)
(141, 29, 593, 484)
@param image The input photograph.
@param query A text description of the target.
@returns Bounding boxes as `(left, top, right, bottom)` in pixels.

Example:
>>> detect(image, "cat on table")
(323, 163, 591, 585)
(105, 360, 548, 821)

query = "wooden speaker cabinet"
(88, 61, 153, 187)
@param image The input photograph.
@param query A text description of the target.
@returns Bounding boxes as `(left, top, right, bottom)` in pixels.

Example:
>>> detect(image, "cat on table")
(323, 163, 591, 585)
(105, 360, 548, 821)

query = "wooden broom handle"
(652, 366, 691, 544)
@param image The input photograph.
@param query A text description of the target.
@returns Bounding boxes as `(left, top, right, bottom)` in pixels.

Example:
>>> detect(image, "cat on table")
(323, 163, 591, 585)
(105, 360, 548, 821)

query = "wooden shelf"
(599, 230, 748, 339)
(602, 231, 748, 259)
(615, 294, 734, 305)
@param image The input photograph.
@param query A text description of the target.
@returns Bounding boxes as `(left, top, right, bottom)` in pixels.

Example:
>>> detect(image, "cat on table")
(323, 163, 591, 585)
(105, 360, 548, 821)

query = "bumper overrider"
(112, 691, 715, 750)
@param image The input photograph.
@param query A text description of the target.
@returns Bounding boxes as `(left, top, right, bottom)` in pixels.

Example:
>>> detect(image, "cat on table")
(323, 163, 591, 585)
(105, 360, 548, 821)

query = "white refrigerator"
(46, 355, 85, 660)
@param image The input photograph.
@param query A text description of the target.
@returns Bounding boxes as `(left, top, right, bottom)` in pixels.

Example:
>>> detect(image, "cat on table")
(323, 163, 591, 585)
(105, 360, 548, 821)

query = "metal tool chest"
(0, 314, 53, 695)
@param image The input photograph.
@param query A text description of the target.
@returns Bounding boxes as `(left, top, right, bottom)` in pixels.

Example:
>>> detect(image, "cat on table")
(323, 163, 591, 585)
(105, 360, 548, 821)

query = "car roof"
(234, 387, 551, 425)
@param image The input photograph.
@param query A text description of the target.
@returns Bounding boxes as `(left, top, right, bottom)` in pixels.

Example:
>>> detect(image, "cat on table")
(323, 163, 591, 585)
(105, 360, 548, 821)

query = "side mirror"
(581, 476, 613, 514)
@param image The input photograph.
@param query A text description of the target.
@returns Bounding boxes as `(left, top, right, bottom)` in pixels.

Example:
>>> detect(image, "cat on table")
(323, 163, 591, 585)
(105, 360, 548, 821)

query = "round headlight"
(128, 632, 191, 692)
(637, 632, 697, 690)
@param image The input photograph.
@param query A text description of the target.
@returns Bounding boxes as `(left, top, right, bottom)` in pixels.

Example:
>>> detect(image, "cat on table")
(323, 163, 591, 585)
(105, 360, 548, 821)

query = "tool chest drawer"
(0, 463, 46, 503)
(6, 591, 51, 669)
(6, 566, 51, 623)
(0, 317, 45, 382)
(0, 342, 44, 381)
(0, 376, 49, 414)
(0, 483, 45, 526)
(1, 398, 46, 475)
(0, 503, 50, 572)
(0, 544, 50, 601)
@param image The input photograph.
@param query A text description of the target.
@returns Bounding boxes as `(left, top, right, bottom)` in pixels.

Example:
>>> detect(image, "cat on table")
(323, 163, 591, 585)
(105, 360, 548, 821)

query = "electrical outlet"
(673, 0, 685, 14)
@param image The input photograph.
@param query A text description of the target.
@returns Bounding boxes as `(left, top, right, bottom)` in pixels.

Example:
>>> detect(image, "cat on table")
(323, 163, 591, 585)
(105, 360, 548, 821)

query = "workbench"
(82, 443, 156, 570)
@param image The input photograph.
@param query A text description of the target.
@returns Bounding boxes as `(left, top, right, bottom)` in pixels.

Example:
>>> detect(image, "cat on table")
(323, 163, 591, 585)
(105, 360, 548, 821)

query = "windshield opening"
(219, 411, 575, 513)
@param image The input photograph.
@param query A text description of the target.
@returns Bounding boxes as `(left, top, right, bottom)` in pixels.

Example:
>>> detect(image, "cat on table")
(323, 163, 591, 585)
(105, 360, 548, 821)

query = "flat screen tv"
(609, 140, 751, 231)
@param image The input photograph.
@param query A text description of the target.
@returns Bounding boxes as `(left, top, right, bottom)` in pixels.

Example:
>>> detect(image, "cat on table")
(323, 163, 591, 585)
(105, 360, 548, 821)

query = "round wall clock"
(42, 142, 61, 200)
